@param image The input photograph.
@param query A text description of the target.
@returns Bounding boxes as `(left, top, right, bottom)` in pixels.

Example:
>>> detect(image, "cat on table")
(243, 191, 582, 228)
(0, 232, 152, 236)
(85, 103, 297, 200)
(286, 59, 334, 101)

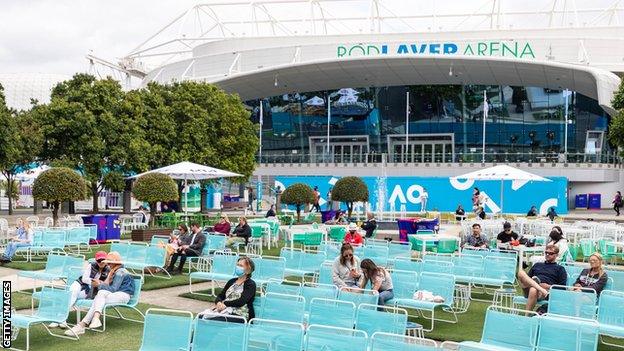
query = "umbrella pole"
(184, 176, 188, 216)
(500, 179, 504, 215)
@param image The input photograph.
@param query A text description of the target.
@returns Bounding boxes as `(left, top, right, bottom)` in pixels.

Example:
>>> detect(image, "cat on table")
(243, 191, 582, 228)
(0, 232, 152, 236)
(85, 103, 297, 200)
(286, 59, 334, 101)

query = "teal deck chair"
(305, 324, 368, 351)
(597, 290, 624, 348)
(189, 252, 238, 296)
(192, 314, 247, 351)
(11, 286, 77, 351)
(370, 333, 440, 351)
(536, 315, 599, 351)
(302, 283, 337, 312)
(138, 309, 193, 351)
(548, 286, 597, 319)
(355, 304, 408, 336)
(247, 318, 304, 351)
(308, 298, 356, 329)
(258, 293, 305, 323)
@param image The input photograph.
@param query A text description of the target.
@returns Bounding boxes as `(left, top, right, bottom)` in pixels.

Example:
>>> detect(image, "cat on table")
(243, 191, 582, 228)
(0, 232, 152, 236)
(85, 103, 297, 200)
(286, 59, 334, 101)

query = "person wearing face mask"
(198, 257, 256, 323)
(530, 226, 570, 264)
(332, 243, 363, 290)
(49, 251, 110, 329)
(573, 252, 608, 296)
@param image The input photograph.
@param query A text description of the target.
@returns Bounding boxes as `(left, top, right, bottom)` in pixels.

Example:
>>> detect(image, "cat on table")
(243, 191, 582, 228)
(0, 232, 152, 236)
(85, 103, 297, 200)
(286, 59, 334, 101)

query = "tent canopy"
(451, 165, 550, 182)
(128, 161, 241, 180)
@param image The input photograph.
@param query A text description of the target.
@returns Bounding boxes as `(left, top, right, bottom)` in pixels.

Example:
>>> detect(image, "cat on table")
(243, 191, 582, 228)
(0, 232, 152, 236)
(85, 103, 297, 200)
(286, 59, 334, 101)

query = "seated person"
(476, 206, 486, 220)
(167, 222, 206, 275)
(332, 243, 362, 290)
(50, 251, 110, 329)
(462, 223, 489, 249)
(526, 205, 538, 217)
(1, 219, 34, 263)
(199, 257, 256, 323)
(360, 212, 377, 238)
(547, 207, 558, 221)
(213, 214, 232, 235)
(265, 205, 276, 218)
(497, 222, 519, 248)
(517, 244, 567, 312)
(66, 252, 136, 335)
(325, 211, 347, 225)
(455, 205, 466, 221)
(226, 217, 251, 247)
(343, 223, 364, 246)
(573, 252, 608, 296)
(360, 258, 393, 305)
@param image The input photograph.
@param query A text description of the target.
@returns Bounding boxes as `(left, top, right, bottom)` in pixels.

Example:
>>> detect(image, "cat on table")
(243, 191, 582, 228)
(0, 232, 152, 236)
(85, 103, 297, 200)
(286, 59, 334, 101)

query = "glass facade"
(249, 84, 613, 164)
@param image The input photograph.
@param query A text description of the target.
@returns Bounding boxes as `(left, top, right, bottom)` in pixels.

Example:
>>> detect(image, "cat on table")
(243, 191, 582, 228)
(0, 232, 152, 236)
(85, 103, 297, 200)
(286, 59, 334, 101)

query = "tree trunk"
(91, 182, 99, 213)
(296, 204, 301, 223)
(123, 179, 132, 214)
(52, 201, 60, 227)
(347, 202, 353, 219)
(149, 202, 156, 227)
(200, 187, 208, 214)
(6, 174, 13, 215)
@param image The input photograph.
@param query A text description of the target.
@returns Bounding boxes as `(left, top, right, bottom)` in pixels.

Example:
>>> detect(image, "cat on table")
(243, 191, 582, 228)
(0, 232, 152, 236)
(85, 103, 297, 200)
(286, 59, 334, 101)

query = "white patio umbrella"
(451, 165, 551, 214)
(128, 161, 242, 214)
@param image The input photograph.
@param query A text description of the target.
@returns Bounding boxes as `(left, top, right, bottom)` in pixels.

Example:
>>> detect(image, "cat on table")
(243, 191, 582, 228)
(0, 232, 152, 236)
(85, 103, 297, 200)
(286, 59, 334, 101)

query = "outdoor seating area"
(2, 211, 624, 350)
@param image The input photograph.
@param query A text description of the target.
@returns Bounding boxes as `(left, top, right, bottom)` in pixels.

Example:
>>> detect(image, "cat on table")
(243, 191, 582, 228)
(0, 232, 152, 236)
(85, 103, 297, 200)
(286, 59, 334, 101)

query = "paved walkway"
(139, 281, 216, 313)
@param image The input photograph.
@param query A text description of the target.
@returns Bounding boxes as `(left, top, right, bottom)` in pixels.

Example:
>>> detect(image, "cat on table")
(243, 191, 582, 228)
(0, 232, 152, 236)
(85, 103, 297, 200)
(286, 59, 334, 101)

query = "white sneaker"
(65, 325, 85, 336)
(48, 323, 59, 328)
(88, 318, 102, 329)
(58, 322, 68, 329)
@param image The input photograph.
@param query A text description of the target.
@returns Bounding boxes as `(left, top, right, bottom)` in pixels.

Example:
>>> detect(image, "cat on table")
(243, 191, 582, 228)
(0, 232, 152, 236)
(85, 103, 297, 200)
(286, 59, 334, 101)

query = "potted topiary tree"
(331, 176, 369, 219)
(32, 167, 88, 226)
(131, 173, 179, 241)
(280, 183, 315, 223)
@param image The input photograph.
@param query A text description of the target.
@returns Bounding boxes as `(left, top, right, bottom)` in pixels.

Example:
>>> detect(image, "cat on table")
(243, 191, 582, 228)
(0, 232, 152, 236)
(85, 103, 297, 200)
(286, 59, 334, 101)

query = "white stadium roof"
(0, 73, 70, 111)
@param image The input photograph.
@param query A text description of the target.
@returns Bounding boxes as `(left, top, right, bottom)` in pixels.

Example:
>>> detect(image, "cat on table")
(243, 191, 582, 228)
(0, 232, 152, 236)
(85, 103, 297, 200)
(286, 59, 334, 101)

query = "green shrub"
(281, 183, 315, 222)
(32, 167, 88, 225)
(331, 176, 369, 218)
(132, 173, 178, 226)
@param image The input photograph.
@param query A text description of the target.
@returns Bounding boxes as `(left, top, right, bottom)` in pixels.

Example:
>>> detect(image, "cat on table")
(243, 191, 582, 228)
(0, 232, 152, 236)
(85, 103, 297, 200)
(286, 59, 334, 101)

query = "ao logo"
(388, 184, 425, 205)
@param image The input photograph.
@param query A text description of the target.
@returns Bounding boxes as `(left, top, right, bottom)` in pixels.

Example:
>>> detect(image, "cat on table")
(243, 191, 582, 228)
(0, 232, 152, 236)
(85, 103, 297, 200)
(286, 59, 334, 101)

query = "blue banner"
(275, 176, 568, 215)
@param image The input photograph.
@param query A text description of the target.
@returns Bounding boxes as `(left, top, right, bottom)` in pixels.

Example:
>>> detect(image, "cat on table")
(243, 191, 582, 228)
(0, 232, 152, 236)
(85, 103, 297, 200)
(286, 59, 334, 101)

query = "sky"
(0, 1, 195, 76)
(1, 0, 620, 77)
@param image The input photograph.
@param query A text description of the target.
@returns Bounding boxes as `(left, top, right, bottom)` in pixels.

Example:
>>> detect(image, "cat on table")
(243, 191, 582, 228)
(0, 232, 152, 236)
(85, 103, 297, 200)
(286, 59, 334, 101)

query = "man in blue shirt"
(518, 244, 567, 312)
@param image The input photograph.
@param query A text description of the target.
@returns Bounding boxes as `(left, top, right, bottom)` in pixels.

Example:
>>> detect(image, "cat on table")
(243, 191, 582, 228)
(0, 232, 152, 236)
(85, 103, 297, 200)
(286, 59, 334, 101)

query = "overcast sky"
(1, 0, 620, 77)
(0, 1, 197, 76)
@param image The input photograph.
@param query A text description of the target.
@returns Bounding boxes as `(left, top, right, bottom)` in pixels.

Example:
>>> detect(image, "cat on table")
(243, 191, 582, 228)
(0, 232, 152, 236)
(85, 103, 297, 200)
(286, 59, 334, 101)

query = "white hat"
(348, 222, 358, 231)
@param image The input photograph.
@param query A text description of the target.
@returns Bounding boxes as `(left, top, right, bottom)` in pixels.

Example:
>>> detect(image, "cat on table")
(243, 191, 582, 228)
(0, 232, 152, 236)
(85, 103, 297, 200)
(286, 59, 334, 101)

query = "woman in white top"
(360, 258, 394, 305)
(332, 243, 362, 290)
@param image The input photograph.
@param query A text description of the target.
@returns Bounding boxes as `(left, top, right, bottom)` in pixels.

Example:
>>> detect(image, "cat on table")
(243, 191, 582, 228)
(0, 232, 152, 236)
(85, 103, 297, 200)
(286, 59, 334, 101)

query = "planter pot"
(131, 228, 171, 242)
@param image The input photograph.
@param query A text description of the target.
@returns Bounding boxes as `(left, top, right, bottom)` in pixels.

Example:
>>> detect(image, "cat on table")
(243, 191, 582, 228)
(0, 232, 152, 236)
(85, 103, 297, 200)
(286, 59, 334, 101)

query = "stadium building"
(111, 0, 624, 214)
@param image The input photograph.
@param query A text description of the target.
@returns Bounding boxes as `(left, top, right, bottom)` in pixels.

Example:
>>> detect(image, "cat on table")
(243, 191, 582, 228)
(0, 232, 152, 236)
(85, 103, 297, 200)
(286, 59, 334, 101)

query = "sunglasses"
(545, 251, 557, 256)
(96, 259, 105, 263)
(344, 254, 353, 257)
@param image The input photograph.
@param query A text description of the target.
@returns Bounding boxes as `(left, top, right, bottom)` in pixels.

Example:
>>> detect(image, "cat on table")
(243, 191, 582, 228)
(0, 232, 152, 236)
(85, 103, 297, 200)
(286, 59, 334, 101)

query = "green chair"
(328, 226, 346, 242)
(303, 231, 324, 250)
(436, 238, 458, 254)
(303, 212, 317, 223)
(598, 239, 621, 262)
(567, 243, 578, 261)
(579, 239, 596, 261)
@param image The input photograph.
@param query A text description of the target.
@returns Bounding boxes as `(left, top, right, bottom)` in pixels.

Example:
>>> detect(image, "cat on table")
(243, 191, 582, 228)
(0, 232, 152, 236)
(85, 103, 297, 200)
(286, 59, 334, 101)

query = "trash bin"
(397, 218, 418, 242)
(588, 194, 601, 209)
(321, 210, 336, 223)
(575, 194, 588, 209)
(105, 214, 121, 241)
(82, 215, 107, 243)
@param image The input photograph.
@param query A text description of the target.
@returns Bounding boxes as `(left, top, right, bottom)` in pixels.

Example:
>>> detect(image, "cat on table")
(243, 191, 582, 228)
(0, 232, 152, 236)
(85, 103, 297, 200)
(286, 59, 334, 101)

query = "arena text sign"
(336, 41, 535, 59)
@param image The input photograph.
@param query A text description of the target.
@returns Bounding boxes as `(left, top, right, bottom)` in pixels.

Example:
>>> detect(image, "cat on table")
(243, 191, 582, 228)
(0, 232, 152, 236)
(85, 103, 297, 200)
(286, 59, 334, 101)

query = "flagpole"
(259, 99, 263, 163)
(482, 90, 487, 163)
(327, 93, 331, 162)
(564, 89, 569, 163)
(405, 90, 410, 162)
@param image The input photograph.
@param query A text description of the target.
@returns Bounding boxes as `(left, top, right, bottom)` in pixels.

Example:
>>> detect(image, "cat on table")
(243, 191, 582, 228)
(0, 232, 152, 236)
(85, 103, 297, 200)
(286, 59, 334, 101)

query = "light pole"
(405, 90, 410, 163)
(482, 90, 488, 163)
(563, 89, 570, 162)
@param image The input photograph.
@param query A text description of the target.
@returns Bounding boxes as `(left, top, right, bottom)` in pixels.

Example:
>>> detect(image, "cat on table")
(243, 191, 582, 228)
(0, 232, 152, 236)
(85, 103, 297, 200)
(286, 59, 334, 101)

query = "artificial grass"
(3, 244, 113, 271)
(8, 302, 158, 351)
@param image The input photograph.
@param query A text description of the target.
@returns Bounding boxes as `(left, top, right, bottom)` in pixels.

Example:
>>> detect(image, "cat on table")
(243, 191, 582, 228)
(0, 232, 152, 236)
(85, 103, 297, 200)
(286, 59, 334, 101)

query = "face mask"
(235, 265, 245, 276)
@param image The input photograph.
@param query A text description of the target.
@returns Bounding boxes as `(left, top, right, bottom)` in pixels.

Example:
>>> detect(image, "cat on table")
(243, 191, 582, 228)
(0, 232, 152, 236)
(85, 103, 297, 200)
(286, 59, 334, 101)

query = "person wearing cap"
(167, 222, 207, 275)
(49, 251, 110, 329)
(343, 223, 364, 246)
(497, 222, 519, 249)
(66, 251, 136, 336)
